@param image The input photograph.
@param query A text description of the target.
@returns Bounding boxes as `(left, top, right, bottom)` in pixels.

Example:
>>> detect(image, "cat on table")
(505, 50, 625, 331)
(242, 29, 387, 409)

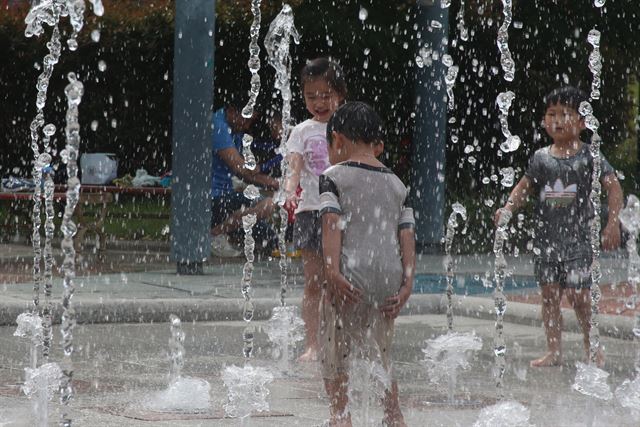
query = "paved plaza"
(0, 243, 638, 426)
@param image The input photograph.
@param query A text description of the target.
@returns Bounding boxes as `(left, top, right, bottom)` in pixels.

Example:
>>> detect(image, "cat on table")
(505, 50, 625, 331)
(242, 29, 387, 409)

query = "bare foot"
(530, 352, 561, 367)
(297, 348, 318, 362)
(585, 347, 605, 368)
(382, 412, 407, 427)
(329, 413, 352, 427)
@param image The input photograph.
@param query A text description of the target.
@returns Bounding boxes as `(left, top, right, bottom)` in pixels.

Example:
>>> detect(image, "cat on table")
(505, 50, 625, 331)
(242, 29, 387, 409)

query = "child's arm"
(601, 173, 623, 250)
(381, 227, 416, 319)
(322, 212, 363, 304)
(494, 175, 533, 224)
(283, 152, 303, 208)
(217, 148, 279, 190)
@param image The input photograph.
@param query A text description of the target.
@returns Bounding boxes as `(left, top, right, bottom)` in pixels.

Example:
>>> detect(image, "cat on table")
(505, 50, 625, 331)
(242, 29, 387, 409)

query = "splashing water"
(422, 332, 482, 404)
(587, 29, 602, 100)
(456, 0, 469, 42)
(14, 312, 44, 370)
(578, 100, 605, 367)
(59, 72, 84, 427)
(473, 401, 534, 427)
(499, 167, 515, 188)
(493, 208, 512, 400)
(222, 365, 273, 419)
(443, 202, 467, 331)
(347, 355, 391, 426)
(572, 362, 612, 400)
(264, 3, 300, 306)
(143, 316, 211, 413)
(265, 306, 305, 375)
(617, 195, 640, 415)
(442, 54, 459, 111)
(23, 362, 62, 427)
(27, 7, 63, 318)
(615, 376, 640, 412)
(241, 0, 262, 118)
(168, 315, 185, 383)
(496, 91, 521, 153)
(620, 195, 640, 312)
(241, 213, 257, 358)
(144, 378, 211, 413)
(497, 0, 515, 82)
(22, 3, 101, 425)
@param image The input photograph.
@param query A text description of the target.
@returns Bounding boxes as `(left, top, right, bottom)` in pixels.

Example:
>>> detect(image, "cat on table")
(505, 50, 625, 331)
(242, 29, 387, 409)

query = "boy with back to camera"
(319, 102, 415, 427)
(495, 86, 623, 367)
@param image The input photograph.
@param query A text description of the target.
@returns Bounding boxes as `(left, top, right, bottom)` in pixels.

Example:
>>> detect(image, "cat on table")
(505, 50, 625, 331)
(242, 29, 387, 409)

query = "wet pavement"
(0, 242, 639, 426)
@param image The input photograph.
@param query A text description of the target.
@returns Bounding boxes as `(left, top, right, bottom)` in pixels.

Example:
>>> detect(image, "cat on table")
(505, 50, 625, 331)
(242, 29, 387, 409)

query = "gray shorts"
(534, 257, 592, 289)
(293, 210, 322, 253)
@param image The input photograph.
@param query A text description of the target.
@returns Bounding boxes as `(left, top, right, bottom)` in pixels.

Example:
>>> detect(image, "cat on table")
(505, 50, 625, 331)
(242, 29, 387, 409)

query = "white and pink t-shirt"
(286, 119, 331, 213)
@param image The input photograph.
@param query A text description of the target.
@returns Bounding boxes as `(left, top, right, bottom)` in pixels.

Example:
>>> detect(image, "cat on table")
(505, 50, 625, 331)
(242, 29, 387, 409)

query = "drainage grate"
(0, 379, 122, 397)
(402, 393, 497, 409)
(92, 406, 293, 421)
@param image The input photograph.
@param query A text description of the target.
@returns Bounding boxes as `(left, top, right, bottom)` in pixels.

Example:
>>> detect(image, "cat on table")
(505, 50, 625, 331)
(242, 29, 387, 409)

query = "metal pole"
(412, 0, 448, 253)
(170, 0, 216, 274)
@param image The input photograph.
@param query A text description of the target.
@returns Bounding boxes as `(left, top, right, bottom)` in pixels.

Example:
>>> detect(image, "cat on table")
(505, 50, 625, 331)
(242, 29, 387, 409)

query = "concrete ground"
(0, 242, 639, 426)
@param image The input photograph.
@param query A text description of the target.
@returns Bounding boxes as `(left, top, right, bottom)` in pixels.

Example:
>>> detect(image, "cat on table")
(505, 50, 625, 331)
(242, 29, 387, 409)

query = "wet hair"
(544, 86, 588, 113)
(327, 101, 384, 145)
(300, 57, 348, 98)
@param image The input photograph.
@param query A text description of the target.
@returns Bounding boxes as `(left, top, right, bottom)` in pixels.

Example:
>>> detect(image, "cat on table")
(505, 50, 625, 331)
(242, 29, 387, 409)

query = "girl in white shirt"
(284, 57, 347, 361)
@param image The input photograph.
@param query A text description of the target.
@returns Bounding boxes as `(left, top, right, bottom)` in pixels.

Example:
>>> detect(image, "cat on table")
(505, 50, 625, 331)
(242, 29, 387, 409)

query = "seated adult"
(210, 101, 279, 257)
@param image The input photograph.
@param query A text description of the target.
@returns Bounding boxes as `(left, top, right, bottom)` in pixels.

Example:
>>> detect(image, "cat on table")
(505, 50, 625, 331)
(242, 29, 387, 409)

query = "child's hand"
(283, 192, 299, 212)
(380, 285, 411, 319)
(601, 222, 621, 251)
(327, 272, 363, 305)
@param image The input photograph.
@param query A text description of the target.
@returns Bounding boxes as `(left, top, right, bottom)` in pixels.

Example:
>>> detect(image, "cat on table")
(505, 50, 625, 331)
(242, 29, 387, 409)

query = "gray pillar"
(411, 0, 448, 253)
(170, 0, 216, 274)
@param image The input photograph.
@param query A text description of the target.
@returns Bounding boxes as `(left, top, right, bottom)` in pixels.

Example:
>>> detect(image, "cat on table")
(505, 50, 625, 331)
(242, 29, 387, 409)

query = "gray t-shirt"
(319, 161, 415, 307)
(525, 144, 614, 262)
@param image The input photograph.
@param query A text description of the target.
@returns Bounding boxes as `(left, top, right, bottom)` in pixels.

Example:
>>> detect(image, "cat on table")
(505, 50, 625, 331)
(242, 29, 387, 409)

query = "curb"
(2, 293, 635, 340)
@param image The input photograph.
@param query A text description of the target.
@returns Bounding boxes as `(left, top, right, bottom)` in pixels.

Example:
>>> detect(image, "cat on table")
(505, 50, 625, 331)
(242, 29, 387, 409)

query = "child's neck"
(550, 139, 583, 157)
(346, 145, 382, 166)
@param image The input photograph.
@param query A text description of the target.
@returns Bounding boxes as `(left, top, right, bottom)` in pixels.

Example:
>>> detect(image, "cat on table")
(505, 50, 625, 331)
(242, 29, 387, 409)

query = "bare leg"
(566, 287, 605, 367)
(531, 283, 563, 367)
(298, 248, 324, 362)
(211, 197, 275, 236)
(382, 380, 406, 427)
(324, 375, 351, 427)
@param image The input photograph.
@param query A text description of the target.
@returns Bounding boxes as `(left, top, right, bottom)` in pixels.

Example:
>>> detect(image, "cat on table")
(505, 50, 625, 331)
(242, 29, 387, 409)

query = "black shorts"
(293, 210, 322, 253)
(534, 257, 592, 289)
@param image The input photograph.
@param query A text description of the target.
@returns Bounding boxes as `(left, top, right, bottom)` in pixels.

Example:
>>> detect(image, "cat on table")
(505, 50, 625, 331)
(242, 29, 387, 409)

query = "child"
(319, 101, 415, 426)
(283, 57, 347, 361)
(495, 86, 623, 367)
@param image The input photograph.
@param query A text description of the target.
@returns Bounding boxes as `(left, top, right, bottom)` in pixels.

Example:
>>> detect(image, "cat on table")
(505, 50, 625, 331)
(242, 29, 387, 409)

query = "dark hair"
(544, 86, 588, 113)
(327, 101, 384, 145)
(300, 57, 348, 98)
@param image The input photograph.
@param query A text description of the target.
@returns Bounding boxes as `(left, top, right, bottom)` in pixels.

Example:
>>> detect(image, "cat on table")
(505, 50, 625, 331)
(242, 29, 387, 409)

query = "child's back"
(320, 162, 413, 307)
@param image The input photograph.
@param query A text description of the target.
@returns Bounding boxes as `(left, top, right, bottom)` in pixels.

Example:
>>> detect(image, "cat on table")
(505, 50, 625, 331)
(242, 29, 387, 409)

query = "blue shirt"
(211, 108, 243, 198)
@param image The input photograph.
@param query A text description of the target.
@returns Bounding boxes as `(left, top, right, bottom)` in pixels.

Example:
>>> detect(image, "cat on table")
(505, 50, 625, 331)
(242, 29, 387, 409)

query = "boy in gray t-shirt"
(319, 102, 415, 426)
(496, 86, 623, 368)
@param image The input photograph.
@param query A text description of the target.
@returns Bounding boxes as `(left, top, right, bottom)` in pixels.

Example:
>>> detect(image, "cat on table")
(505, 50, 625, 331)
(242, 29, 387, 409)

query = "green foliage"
(1, 1, 639, 252)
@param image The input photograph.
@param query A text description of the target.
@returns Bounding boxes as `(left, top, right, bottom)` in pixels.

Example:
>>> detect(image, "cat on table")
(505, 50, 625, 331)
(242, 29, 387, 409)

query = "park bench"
(0, 185, 171, 250)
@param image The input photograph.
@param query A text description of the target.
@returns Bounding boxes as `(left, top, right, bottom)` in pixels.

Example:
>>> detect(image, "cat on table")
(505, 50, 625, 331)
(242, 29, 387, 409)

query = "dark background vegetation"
(0, 0, 638, 250)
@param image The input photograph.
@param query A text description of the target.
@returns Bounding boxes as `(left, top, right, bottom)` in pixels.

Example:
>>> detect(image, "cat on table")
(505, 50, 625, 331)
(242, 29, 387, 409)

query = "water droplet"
(98, 60, 107, 72)
(91, 29, 101, 43)
(43, 124, 56, 136)
(358, 7, 368, 21)
(91, 120, 98, 131)
(499, 167, 515, 187)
